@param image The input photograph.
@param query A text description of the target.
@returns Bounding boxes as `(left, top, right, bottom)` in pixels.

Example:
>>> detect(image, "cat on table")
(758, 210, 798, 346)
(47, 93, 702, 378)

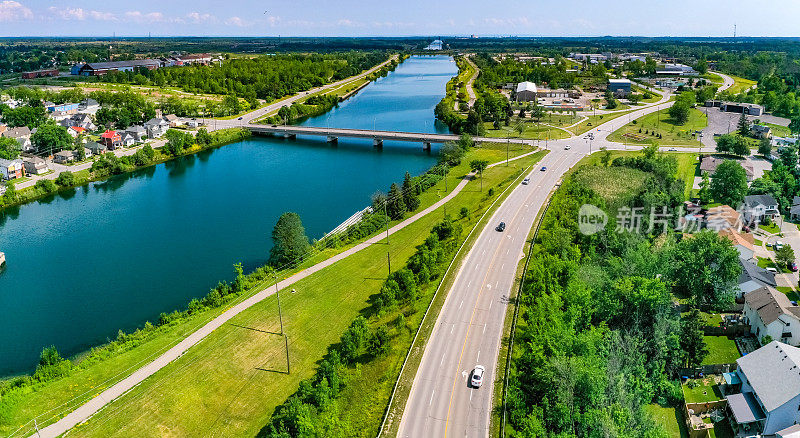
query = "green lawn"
(726, 74, 757, 95)
(6, 146, 543, 437)
(759, 222, 781, 234)
(702, 336, 740, 365)
(647, 404, 688, 438)
(777, 286, 800, 302)
(682, 378, 724, 403)
(567, 108, 638, 135)
(762, 122, 791, 138)
(607, 107, 708, 146)
(577, 150, 697, 199)
(482, 120, 572, 140)
(572, 165, 649, 207)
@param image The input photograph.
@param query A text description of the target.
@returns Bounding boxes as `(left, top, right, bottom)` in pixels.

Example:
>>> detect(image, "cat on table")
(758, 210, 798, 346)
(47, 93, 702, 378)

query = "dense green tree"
(439, 141, 465, 166)
(1, 105, 46, 128)
(758, 136, 772, 157)
(54, 171, 76, 187)
(680, 309, 709, 368)
(386, 182, 407, 220)
(710, 160, 749, 206)
(738, 111, 751, 136)
(31, 123, 72, 155)
(668, 101, 690, 125)
(666, 231, 741, 309)
(269, 212, 311, 268)
(0, 137, 20, 160)
(401, 172, 420, 212)
(777, 244, 796, 266)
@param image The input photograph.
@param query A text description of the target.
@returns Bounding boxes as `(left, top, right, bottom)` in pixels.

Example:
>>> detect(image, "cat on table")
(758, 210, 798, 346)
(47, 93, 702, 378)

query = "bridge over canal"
(246, 124, 535, 149)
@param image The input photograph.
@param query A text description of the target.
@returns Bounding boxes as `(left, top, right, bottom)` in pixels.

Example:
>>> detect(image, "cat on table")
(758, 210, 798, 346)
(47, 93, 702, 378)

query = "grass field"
(2, 145, 543, 437)
(572, 165, 649, 206)
(702, 336, 740, 365)
(682, 378, 723, 403)
(482, 120, 572, 140)
(726, 74, 757, 95)
(647, 404, 688, 438)
(607, 107, 708, 146)
(567, 108, 638, 135)
(763, 122, 792, 138)
(576, 150, 698, 198)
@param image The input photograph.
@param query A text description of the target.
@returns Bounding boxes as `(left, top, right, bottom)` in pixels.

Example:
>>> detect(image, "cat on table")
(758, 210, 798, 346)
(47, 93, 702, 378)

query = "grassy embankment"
(726, 74, 757, 95)
(1, 143, 543, 438)
(608, 107, 708, 146)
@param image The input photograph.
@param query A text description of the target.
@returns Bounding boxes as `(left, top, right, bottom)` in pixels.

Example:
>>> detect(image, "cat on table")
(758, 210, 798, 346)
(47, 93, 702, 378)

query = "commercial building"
(607, 78, 632, 97)
(77, 59, 162, 76)
(656, 63, 698, 76)
(706, 100, 764, 116)
(21, 69, 59, 79)
(514, 82, 537, 102)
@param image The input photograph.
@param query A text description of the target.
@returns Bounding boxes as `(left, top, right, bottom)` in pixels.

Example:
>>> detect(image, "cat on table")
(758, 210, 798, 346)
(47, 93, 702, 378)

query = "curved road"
(397, 87, 673, 438)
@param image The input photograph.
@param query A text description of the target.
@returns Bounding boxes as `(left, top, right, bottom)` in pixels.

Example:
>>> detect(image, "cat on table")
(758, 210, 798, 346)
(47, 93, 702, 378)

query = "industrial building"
(514, 82, 538, 102)
(705, 100, 764, 116)
(607, 78, 632, 97)
(77, 59, 162, 76)
(21, 69, 59, 79)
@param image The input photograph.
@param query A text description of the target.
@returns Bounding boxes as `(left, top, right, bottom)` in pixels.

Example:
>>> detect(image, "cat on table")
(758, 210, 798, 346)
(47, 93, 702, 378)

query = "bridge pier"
(326, 136, 338, 144)
(423, 142, 432, 151)
(373, 138, 383, 149)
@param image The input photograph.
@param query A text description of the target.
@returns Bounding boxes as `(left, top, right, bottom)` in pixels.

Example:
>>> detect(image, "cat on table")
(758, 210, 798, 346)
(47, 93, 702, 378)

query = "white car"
(766, 267, 779, 274)
(564, 145, 571, 150)
(522, 177, 530, 185)
(471, 365, 485, 388)
(774, 241, 785, 250)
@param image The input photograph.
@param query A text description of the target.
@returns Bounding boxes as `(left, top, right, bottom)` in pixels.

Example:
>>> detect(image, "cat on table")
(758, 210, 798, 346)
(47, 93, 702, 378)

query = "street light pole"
(274, 275, 284, 335)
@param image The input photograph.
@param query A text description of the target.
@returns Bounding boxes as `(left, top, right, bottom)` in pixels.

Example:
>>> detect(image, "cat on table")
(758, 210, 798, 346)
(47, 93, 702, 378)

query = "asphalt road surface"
(397, 88, 674, 438)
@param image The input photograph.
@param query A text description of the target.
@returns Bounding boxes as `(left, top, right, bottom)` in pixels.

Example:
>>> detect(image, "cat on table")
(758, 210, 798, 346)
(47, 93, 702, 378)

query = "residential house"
(67, 126, 87, 138)
(0, 124, 6, 135)
(99, 130, 122, 150)
(720, 229, 755, 260)
(144, 117, 169, 138)
(85, 141, 107, 156)
(726, 341, 800, 435)
(45, 102, 79, 114)
(22, 156, 47, 175)
(164, 114, 182, 127)
(738, 257, 778, 299)
(0, 158, 24, 180)
(53, 150, 75, 164)
(125, 125, 147, 142)
(699, 156, 755, 181)
(791, 196, 800, 221)
(743, 194, 780, 224)
(120, 132, 136, 147)
(777, 424, 800, 438)
(71, 114, 96, 131)
(751, 124, 772, 139)
(1, 126, 32, 152)
(743, 286, 800, 346)
(187, 119, 203, 128)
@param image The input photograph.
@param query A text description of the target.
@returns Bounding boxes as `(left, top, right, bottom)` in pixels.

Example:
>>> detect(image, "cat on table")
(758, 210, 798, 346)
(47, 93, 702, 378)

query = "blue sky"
(0, 0, 798, 37)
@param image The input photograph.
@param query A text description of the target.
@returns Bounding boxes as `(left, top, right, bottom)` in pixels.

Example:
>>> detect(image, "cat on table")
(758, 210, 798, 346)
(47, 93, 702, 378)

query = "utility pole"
(284, 334, 290, 374)
(35, 420, 41, 438)
(274, 275, 284, 335)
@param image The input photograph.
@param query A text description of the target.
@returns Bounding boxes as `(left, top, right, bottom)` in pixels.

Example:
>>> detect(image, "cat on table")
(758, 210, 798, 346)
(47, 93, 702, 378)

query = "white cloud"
(48, 6, 117, 21)
(187, 12, 214, 24)
(0, 1, 32, 21)
(125, 11, 167, 23)
(225, 16, 250, 27)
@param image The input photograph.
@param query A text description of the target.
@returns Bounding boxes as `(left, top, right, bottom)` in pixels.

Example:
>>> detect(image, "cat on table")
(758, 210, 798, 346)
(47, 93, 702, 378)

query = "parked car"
(775, 241, 785, 250)
(789, 261, 798, 272)
(471, 365, 485, 388)
(766, 267, 779, 274)
(496, 222, 506, 232)
(522, 177, 530, 185)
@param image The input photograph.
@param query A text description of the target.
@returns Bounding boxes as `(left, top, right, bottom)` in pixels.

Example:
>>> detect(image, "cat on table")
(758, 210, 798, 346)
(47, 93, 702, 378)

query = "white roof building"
(515, 82, 537, 93)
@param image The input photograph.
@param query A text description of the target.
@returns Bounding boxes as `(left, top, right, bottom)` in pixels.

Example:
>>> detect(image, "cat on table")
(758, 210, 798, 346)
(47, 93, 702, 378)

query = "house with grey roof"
(125, 125, 147, 142)
(727, 341, 800, 435)
(751, 124, 772, 139)
(790, 196, 800, 221)
(738, 257, 777, 299)
(743, 194, 780, 224)
(0, 126, 32, 151)
(22, 156, 47, 175)
(144, 117, 169, 139)
(743, 286, 800, 346)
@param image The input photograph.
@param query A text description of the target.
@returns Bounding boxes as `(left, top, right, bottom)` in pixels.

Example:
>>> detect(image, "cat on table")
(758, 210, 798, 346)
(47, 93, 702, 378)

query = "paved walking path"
(30, 145, 542, 437)
(463, 56, 479, 107)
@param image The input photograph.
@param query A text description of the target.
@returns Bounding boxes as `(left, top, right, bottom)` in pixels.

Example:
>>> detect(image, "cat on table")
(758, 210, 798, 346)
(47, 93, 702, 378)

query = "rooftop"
(745, 285, 800, 326)
(515, 81, 537, 93)
(737, 341, 800, 412)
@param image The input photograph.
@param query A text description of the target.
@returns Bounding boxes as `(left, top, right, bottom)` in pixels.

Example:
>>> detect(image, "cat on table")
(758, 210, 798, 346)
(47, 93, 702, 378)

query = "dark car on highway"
(496, 222, 506, 232)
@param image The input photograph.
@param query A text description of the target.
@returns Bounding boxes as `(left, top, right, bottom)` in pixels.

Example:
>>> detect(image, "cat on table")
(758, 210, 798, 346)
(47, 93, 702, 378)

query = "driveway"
(760, 218, 800, 287)
(701, 107, 791, 148)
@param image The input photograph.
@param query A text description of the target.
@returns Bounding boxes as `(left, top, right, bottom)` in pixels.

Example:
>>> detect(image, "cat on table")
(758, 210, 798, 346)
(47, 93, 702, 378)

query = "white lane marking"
(451, 325, 455, 334)
(470, 391, 473, 401)
(483, 323, 487, 334)
(467, 281, 471, 288)
(486, 284, 491, 290)
(459, 300, 464, 310)
(441, 353, 446, 366)
(501, 263, 504, 270)
(477, 350, 481, 362)
(495, 281, 499, 289)
(430, 390, 435, 405)
(482, 249, 486, 255)
(489, 301, 493, 310)
(506, 249, 509, 255)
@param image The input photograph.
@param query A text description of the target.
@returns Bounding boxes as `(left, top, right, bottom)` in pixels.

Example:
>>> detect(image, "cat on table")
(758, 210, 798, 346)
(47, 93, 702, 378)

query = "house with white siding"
(727, 342, 800, 435)
(743, 286, 800, 346)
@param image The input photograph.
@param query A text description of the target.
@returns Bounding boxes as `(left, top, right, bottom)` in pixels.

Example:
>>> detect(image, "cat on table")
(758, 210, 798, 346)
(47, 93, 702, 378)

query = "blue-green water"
(0, 55, 456, 374)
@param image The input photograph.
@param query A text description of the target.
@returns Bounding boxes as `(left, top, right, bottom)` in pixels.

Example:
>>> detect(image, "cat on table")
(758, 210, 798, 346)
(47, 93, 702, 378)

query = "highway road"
(397, 87, 674, 438)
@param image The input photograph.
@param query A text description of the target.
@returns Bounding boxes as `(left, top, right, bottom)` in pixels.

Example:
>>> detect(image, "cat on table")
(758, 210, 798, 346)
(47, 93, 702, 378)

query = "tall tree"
(31, 123, 72, 155)
(470, 159, 489, 191)
(710, 160, 749, 207)
(269, 212, 310, 268)
(680, 309, 709, 368)
(402, 171, 420, 212)
(666, 231, 741, 309)
(737, 111, 751, 136)
(386, 183, 406, 220)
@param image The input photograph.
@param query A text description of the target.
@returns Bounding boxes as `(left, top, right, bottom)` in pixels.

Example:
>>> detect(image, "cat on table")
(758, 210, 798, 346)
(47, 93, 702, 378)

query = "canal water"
(0, 55, 456, 374)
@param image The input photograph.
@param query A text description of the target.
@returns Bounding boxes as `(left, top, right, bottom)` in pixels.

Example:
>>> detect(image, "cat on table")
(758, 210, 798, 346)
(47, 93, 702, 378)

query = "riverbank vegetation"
(502, 148, 740, 436)
(0, 128, 250, 211)
(0, 141, 542, 438)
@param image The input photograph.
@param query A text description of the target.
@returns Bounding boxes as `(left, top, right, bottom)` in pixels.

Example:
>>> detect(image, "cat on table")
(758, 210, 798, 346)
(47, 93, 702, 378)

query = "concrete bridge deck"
(246, 124, 534, 147)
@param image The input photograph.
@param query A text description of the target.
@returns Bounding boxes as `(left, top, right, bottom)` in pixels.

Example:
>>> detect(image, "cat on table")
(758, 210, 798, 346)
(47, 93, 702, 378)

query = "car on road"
(766, 267, 779, 274)
(564, 145, 571, 150)
(775, 241, 785, 250)
(668, 148, 677, 151)
(471, 365, 485, 388)
(522, 177, 530, 185)
(790, 261, 798, 272)
(238, 117, 243, 120)
(540, 166, 547, 172)
(496, 222, 506, 232)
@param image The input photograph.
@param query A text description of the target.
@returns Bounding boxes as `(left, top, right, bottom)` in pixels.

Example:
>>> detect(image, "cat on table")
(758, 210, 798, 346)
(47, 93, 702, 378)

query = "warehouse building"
(607, 78, 632, 97)
(77, 59, 162, 76)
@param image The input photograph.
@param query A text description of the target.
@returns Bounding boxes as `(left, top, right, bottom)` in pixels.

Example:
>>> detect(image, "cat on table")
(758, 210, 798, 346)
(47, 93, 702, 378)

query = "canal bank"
(0, 55, 457, 375)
